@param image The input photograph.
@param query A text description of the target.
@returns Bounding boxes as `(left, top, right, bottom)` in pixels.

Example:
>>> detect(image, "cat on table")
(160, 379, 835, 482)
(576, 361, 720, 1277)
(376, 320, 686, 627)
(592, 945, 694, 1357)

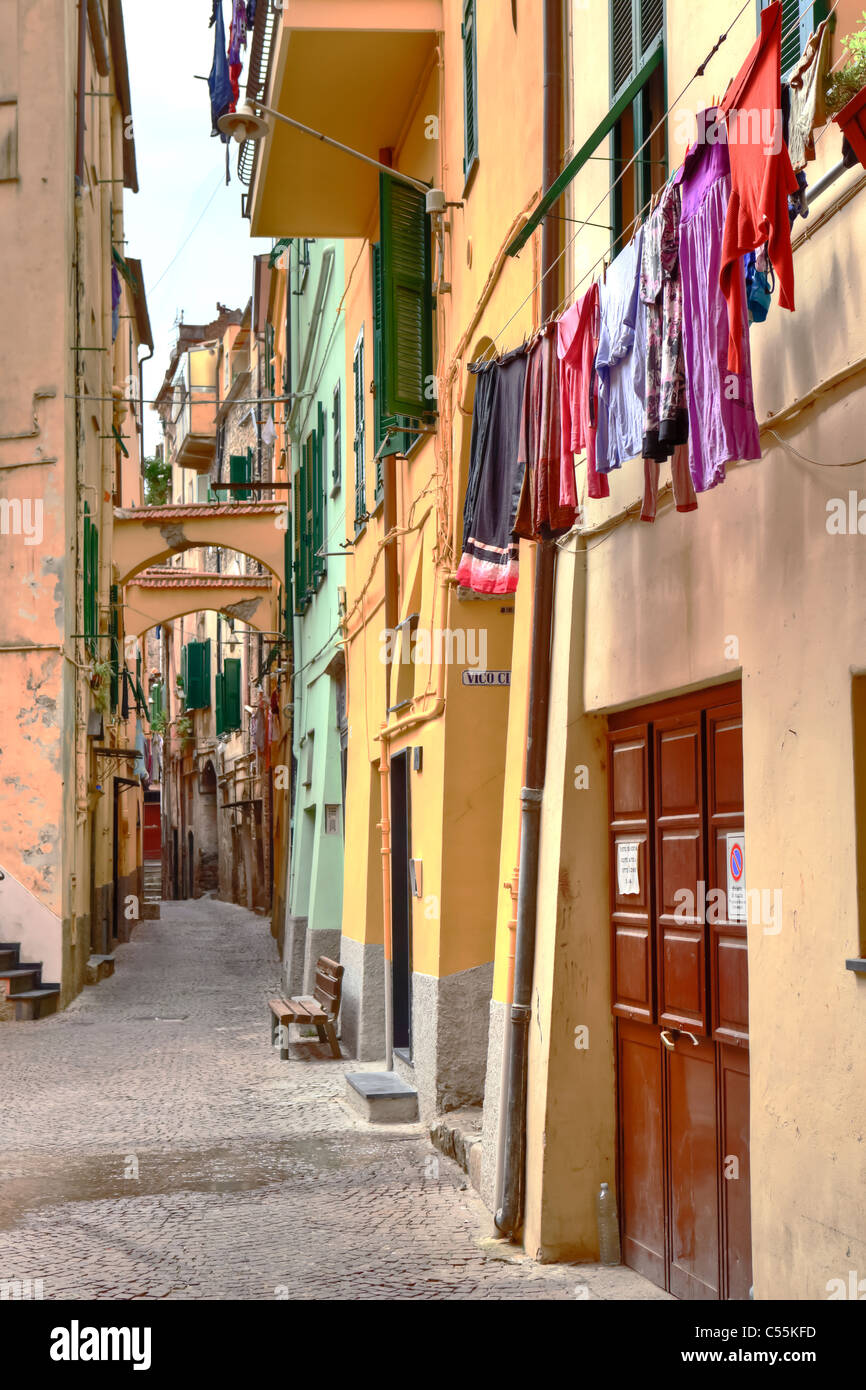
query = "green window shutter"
(186, 643, 199, 710)
(83, 503, 99, 658)
(462, 0, 479, 175)
(612, 0, 663, 97)
(224, 657, 241, 731)
(314, 401, 327, 584)
(109, 583, 120, 711)
(759, 0, 825, 76)
(353, 331, 366, 530)
(305, 432, 315, 595)
(332, 382, 341, 488)
(181, 643, 188, 702)
(201, 638, 211, 709)
(215, 670, 224, 736)
(379, 173, 434, 421)
(611, 0, 635, 93)
(184, 640, 209, 711)
(230, 453, 250, 502)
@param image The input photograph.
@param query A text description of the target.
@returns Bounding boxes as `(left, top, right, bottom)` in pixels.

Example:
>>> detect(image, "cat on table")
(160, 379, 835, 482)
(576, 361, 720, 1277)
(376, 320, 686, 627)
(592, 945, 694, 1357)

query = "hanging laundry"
(718, 1, 798, 373)
(208, 2, 233, 139)
(787, 19, 832, 172)
(228, 1, 249, 109)
(456, 349, 528, 594)
(677, 121, 761, 492)
(514, 328, 578, 537)
(640, 444, 697, 523)
(594, 228, 646, 473)
(639, 179, 688, 463)
(744, 249, 775, 322)
(788, 169, 809, 225)
(557, 284, 609, 501)
(246, 1, 257, 25)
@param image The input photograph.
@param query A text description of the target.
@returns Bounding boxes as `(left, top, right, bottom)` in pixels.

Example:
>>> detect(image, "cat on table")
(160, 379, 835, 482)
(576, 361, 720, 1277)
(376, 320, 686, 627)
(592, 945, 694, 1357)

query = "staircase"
(142, 860, 161, 920)
(0, 942, 60, 1021)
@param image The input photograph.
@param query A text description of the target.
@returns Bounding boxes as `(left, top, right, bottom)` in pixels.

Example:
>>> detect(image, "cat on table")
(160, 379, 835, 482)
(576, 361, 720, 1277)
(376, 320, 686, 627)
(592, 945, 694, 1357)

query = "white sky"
(122, 1, 270, 455)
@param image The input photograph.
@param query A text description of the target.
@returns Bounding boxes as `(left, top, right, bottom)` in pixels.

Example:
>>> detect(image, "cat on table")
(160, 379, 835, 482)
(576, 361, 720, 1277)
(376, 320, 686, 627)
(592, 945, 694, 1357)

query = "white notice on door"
(616, 840, 640, 896)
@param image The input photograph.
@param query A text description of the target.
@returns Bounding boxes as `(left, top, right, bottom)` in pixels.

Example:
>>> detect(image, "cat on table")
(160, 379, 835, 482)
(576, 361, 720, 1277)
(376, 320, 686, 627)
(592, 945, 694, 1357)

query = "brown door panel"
(718, 1043, 752, 1300)
(617, 1019, 666, 1287)
(666, 1033, 720, 1301)
(707, 703, 748, 1046)
(655, 717, 707, 1034)
(609, 726, 655, 1022)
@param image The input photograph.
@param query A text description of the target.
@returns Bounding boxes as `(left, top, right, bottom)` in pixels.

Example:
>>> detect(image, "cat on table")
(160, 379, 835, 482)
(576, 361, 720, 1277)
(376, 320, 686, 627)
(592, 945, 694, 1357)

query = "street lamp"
(218, 99, 440, 204)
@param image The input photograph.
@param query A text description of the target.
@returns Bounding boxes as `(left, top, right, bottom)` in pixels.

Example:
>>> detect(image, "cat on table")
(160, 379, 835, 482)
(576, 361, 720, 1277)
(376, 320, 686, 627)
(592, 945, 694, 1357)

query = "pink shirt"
(558, 284, 610, 501)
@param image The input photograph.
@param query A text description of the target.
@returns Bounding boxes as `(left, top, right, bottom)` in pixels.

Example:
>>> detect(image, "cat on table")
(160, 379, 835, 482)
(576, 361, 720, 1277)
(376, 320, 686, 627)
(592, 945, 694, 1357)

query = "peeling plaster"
(158, 523, 188, 551)
(224, 598, 264, 624)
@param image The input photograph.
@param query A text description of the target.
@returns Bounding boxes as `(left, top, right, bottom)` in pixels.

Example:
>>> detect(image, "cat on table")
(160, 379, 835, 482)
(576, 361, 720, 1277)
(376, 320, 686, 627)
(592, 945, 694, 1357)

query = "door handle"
(660, 1028, 700, 1049)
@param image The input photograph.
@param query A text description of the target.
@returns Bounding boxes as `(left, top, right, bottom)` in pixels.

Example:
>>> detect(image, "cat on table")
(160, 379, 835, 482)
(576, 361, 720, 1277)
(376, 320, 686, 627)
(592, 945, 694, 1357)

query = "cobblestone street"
(0, 901, 666, 1301)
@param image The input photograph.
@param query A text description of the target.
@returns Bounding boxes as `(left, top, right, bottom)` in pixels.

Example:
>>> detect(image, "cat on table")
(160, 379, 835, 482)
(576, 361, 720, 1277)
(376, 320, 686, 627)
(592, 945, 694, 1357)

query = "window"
(181, 639, 211, 710)
(332, 382, 341, 490)
(462, 0, 479, 179)
(109, 583, 120, 711)
(83, 502, 99, 658)
(353, 327, 366, 533)
(229, 450, 252, 501)
(378, 173, 435, 422)
(215, 657, 241, 735)
(758, 0, 827, 77)
(293, 419, 326, 610)
(610, 0, 666, 255)
(371, 240, 421, 500)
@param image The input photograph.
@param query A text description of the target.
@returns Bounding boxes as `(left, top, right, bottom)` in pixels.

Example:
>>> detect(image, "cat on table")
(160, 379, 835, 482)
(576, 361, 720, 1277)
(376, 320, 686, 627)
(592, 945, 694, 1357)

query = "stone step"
(0, 966, 42, 995)
(85, 954, 116, 986)
(430, 1108, 484, 1192)
(345, 1071, 419, 1124)
(9, 986, 60, 1021)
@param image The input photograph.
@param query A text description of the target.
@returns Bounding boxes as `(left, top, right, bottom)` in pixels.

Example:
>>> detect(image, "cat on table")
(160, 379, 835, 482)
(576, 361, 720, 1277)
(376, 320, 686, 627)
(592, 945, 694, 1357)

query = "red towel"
(719, 1, 798, 372)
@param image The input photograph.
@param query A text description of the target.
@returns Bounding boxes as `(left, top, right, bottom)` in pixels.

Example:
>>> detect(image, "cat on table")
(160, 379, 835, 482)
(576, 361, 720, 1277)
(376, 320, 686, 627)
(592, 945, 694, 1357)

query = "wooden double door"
(608, 686, 751, 1300)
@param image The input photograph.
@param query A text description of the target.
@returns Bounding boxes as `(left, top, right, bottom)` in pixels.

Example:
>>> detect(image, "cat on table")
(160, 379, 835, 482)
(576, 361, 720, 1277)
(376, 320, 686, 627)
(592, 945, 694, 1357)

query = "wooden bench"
(268, 956, 344, 1060)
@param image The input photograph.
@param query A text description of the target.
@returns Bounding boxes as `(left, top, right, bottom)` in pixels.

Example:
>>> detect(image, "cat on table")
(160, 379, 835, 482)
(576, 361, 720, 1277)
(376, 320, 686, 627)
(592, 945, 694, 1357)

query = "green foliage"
(143, 454, 172, 506)
(825, 12, 866, 115)
(89, 658, 113, 713)
(174, 713, 193, 743)
(150, 709, 168, 736)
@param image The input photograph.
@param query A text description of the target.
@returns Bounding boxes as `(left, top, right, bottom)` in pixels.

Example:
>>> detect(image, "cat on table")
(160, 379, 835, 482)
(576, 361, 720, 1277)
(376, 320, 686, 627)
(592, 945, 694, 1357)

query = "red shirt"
(558, 284, 610, 501)
(719, 1, 798, 372)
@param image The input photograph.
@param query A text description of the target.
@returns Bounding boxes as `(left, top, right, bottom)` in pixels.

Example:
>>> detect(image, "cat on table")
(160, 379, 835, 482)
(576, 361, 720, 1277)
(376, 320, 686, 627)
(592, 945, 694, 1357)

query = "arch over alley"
(113, 501, 289, 586)
(123, 569, 278, 641)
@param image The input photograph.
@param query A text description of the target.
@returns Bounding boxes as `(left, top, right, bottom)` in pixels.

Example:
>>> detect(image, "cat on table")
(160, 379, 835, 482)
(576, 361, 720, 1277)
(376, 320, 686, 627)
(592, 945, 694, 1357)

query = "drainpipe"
(495, 0, 563, 1240)
(379, 450, 400, 1072)
(75, 0, 87, 188)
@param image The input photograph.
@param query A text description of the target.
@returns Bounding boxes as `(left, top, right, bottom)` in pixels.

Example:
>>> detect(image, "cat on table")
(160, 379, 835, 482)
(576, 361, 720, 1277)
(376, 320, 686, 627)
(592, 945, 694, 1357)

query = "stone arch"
(113, 502, 289, 587)
(122, 577, 277, 643)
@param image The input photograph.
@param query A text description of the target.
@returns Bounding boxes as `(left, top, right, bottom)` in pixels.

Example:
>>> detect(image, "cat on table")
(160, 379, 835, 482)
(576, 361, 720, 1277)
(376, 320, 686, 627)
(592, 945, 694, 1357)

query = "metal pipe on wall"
(495, 0, 564, 1240)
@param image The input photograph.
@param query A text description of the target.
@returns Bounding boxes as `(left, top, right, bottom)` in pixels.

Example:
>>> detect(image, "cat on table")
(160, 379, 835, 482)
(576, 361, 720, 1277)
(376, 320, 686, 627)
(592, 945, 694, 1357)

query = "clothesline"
(456, 1, 852, 599)
(476, 0, 840, 369)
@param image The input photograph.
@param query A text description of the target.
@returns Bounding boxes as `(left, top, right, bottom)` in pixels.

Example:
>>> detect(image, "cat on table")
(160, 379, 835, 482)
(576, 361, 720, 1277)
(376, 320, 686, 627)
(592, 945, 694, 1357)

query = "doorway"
(608, 685, 751, 1300)
(389, 750, 413, 1058)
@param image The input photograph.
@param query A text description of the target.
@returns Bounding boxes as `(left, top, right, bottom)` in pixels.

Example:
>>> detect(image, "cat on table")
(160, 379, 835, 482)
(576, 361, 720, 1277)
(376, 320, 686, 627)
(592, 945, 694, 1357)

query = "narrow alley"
(0, 902, 663, 1302)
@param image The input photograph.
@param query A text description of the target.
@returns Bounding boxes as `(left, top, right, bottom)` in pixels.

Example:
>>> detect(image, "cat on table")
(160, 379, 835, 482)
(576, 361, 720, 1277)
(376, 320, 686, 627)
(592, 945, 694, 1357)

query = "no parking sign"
(726, 832, 746, 923)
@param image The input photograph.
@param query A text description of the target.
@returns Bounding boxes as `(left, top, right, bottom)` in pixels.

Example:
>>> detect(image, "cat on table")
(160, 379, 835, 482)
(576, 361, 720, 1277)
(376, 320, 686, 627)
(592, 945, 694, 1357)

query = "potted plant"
(89, 658, 113, 713)
(826, 12, 866, 166)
